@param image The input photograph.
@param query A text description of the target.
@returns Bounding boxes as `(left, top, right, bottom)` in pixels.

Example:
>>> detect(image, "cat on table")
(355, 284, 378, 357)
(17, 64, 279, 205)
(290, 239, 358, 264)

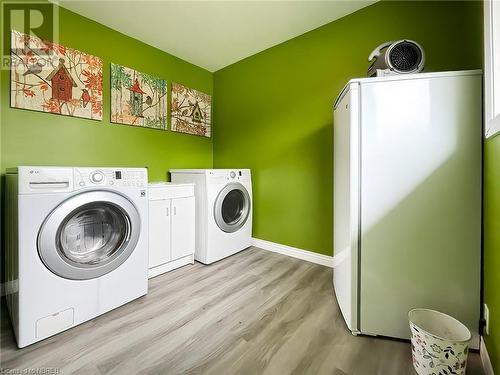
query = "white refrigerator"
(333, 70, 482, 349)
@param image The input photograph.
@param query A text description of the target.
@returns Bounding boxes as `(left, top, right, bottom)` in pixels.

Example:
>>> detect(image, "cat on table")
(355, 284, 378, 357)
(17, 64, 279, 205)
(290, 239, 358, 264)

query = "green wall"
(213, 1, 483, 256)
(0, 2, 213, 181)
(484, 135, 500, 372)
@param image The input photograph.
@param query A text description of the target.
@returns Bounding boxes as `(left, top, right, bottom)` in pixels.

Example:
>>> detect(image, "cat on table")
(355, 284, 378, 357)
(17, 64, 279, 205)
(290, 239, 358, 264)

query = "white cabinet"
(148, 183, 195, 278)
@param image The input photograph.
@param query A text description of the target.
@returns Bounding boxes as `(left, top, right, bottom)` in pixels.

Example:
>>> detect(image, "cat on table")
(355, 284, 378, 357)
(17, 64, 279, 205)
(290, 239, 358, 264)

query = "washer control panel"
(74, 168, 147, 188)
(90, 170, 104, 183)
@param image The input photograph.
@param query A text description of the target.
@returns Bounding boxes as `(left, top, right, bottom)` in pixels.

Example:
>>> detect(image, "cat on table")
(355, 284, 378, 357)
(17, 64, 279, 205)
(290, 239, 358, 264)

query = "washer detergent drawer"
(36, 308, 74, 338)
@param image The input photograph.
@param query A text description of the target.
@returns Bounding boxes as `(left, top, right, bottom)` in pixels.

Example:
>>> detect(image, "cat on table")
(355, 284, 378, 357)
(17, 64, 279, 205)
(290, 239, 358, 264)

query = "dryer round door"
(214, 183, 251, 233)
(38, 191, 141, 280)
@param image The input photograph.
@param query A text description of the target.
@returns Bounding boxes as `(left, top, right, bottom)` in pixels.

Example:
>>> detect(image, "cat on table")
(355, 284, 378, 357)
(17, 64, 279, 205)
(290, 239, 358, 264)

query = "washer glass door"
(214, 183, 251, 233)
(58, 202, 127, 265)
(38, 191, 141, 280)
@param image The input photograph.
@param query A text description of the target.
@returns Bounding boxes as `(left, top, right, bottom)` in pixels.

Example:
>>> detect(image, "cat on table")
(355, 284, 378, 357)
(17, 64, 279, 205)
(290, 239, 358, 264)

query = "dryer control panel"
(74, 168, 147, 188)
(207, 169, 251, 184)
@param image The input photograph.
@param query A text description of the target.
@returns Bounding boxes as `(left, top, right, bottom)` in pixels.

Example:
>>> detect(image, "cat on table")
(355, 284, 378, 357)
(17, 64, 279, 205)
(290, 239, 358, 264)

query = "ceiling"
(56, 0, 377, 72)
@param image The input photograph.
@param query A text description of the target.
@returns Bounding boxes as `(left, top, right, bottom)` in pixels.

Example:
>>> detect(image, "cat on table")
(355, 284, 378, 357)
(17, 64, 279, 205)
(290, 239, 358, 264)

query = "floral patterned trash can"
(409, 309, 471, 375)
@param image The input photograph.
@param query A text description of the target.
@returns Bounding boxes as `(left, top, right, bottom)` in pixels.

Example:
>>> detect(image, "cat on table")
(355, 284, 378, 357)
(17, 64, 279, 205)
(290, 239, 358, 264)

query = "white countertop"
(148, 182, 194, 188)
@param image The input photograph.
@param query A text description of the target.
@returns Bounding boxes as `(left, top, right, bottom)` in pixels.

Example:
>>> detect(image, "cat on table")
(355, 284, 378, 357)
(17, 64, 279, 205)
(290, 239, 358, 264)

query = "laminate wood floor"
(0, 247, 484, 375)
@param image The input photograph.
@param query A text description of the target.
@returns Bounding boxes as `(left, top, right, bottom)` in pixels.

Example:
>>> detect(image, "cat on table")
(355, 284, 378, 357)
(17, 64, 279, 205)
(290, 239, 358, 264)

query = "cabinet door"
(148, 199, 171, 267)
(171, 197, 195, 260)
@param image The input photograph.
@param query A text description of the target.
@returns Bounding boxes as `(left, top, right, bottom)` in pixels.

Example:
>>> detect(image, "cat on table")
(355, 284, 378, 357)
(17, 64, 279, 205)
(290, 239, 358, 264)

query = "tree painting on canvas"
(110, 63, 167, 130)
(171, 83, 211, 137)
(10, 30, 103, 120)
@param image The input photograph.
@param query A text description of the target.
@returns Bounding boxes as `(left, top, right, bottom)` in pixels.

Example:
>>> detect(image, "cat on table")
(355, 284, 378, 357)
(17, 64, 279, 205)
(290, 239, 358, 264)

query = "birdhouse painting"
(110, 63, 167, 130)
(10, 30, 103, 120)
(171, 83, 211, 137)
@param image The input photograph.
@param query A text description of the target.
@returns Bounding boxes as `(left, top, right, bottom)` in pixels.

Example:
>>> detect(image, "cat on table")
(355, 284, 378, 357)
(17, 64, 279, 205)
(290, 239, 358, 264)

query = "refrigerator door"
(333, 82, 361, 333)
(359, 72, 481, 348)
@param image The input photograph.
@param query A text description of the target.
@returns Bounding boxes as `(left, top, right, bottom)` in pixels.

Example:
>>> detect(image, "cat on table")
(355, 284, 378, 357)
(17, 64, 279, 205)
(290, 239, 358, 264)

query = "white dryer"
(170, 169, 252, 264)
(5, 166, 149, 347)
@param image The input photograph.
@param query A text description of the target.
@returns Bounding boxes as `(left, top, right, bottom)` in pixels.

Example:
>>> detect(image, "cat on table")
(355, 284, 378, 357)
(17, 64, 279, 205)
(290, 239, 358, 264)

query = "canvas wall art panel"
(10, 30, 103, 120)
(171, 83, 211, 137)
(110, 63, 167, 130)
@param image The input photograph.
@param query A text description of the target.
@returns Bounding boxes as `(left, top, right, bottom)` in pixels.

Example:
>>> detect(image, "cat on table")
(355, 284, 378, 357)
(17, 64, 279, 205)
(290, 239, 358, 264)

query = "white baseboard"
(480, 336, 495, 375)
(148, 254, 195, 279)
(252, 238, 334, 267)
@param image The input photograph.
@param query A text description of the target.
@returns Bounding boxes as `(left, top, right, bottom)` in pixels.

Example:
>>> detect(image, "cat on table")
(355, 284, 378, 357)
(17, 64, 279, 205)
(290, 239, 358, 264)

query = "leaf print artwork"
(110, 63, 167, 130)
(10, 30, 103, 120)
(171, 82, 211, 137)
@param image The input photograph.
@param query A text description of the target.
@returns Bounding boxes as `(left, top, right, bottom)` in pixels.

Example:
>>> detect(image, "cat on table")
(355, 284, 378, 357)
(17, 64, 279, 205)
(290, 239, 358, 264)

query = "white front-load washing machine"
(170, 169, 252, 264)
(5, 166, 149, 347)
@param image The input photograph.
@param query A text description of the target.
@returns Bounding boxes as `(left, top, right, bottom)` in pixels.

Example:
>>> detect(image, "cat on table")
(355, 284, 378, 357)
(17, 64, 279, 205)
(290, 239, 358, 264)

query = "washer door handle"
(125, 215, 132, 242)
